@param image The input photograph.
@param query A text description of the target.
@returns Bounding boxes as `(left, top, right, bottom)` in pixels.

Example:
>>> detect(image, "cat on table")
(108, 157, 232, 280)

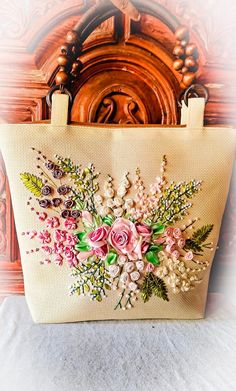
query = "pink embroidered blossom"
(146, 263, 155, 272)
(178, 238, 186, 248)
(54, 229, 67, 243)
(87, 225, 110, 248)
(94, 244, 108, 259)
(82, 211, 93, 225)
(77, 251, 93, 262)
(53, 242, 64, 254)
(65, 248, 78, 267)
(154, 236, 165, 244)
(185, 251, 194, 261)
(38, 230, 51, 244)
(141, 241, 150, 254)
(54, 254, 63, 266)
(64, 217, 77, 230)
(108, 218, 140, 259)
(166, 244, 175, 253)
(46, 217, 60, 229)
(172, 250, 180, 259)
(166, 237, 176, 246)
(38, 212, 47, 221)
(41, 245, 52, 255)
(66, 234, 78, 246)
(173, 228, 182, 239)
(28, 230, 37, 239)
(165, 227, 174, 237)
(136, 223, 152, 242)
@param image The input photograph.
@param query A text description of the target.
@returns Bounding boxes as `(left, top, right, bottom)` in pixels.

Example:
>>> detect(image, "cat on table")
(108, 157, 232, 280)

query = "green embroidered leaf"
(148, 245, 163, 253)
(184, 240, 203, 253)
(75, 231, 87, 242)
(20, 173, 43, 197)
(102, 215, 114, 226)
(84, 284, 90, 293)
(151, 276, 169, 302)
(141, 273, 169, 303)
(140, 274, 153, 303)
(93, 214, 103, 227)
(192, 224, 213, 244)
(152, 223, 165, 234)
(146, 251, 160, 266)
(75, 242, 91, 252)
(106, 250, 118, 265)
(75, 199, 84, 210)
(185, 224, 213, 253)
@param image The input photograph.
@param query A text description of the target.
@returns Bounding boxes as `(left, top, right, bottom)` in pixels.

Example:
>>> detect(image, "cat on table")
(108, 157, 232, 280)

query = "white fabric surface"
(0, 294, 236, 391)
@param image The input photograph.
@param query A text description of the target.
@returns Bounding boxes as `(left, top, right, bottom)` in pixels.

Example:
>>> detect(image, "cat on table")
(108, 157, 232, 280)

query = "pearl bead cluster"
(109, 255, 144, 310)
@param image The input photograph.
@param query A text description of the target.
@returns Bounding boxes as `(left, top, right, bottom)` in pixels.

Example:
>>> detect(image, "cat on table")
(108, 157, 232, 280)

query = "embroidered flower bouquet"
(1, 112, 235, 323)
(20, 151, 213, 311)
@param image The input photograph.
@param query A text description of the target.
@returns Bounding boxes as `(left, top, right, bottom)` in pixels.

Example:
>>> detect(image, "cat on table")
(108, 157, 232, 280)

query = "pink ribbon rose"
(108, 218, 140, 259)
(136, 223, 152, 242)
(87, 225, 110, 248)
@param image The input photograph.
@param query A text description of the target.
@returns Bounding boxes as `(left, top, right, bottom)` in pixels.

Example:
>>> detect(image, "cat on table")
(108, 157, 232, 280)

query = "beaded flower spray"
(20, 149, 214, 311)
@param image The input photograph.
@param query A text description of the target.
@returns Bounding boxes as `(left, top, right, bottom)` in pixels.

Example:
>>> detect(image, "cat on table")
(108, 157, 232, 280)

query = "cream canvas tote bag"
(0, 96, 235, 323)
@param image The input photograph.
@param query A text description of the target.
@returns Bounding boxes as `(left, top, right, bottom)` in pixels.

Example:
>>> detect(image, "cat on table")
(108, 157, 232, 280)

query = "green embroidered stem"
(152, 180, 201, 225)
(114, 289, 126, 310)
(38, 166, 59, 189)
(70, 258, 111, 302)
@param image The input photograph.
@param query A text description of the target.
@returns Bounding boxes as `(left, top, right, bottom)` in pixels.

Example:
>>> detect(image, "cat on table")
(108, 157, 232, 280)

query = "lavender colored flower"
(57, 185, 70, 195)
(61, 210, 71, 219)
(45, 160, 55, 170)
(71, 210, 81, 219)
(38, 199, 51, 209)
(64, 199, 75, 209)
(41, 185, 52, 196)
(52, 169, 64, 179)
(51, 198, 62, 207)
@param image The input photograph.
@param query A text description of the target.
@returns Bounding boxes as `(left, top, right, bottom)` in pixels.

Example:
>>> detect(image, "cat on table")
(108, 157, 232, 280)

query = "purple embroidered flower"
(71, 210, 81, 219)
(52, 168, 64, 179)
(45, 160, 55, 170)
(39, 199, 51, 208)
(51, 198, 62, 207)
(57, 185, 70, 195)
(41, 185, 52, 196)
(61, 209, 71, 219)
(64, 199, 75, 209)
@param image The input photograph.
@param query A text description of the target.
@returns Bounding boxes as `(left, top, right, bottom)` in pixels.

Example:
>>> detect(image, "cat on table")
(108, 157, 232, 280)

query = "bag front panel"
(1, 124, 235, 323)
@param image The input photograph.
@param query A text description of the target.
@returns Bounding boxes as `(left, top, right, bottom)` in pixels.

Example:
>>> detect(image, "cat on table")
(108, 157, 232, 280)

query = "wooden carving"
(109, 0, 141, 21)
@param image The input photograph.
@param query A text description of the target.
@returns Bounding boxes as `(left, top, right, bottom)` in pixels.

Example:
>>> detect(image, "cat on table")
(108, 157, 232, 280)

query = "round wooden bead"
(71, 60, 83, 73)
(181, 66, 189, 74)
(61, 43, 71, 55)
(57, 54, 71, 67)
(66, 30, 78, 44)
(180, 39, 189, 47)
(184, 56, 196, 69)
(185, 43, 199, 58)
(71, 45, 82, 58)
(175, 26, 189, 41)
(173, 45, 185, 58)
(55, 70, 69, 85)
(182, 72, 196, 87)
(173, 58, 184, 71)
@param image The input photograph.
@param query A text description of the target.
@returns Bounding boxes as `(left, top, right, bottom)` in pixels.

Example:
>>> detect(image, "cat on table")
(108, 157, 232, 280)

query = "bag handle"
(180, 84, 209, 128)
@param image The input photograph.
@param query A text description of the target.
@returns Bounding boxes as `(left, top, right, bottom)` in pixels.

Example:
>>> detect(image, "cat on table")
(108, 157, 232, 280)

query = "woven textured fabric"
(1, 121, 235, 323)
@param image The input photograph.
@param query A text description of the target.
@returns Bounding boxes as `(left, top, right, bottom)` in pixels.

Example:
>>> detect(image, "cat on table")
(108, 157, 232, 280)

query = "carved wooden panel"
(0, 0, 235, 299)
